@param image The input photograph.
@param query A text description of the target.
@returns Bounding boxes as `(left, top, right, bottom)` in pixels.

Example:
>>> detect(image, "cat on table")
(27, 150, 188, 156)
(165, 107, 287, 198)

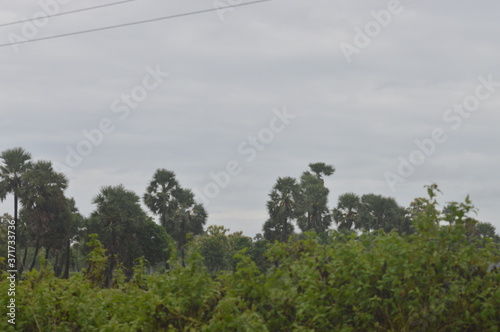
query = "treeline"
(1, 148, 499, 283)
(1, 186, 499, 330)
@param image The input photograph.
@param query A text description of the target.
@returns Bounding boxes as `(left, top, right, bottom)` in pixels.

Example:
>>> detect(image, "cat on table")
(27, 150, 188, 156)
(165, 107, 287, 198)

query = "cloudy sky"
(1, 0, 499, 236)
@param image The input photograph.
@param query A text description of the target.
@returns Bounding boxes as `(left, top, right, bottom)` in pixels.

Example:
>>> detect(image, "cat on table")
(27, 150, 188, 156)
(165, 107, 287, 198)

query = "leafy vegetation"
(1, 148, 500, 330)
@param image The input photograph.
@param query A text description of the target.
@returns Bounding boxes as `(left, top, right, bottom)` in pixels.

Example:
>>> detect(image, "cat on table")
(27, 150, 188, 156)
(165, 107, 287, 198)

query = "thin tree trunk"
(75, 246, 79, 272)
(13, 193, 18, 228)
(181, 217, 186, 267)
(106, 255, 115, 288)
(20, 246, 29, 275)
(54, 252, 60, 276)
(30, 238, 41, 271)
(14, 193, 18, 270)
(63, 239, 70, 279)
(283, 218, 288, 242)
(181, 246, 185, 267)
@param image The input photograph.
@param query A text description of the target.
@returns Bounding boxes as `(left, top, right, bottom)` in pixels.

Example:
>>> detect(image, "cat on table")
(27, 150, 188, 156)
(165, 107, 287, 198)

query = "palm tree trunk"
(30, 238, 41, 271)
(63, 239, 70, 279)
(106, 255, 115, 288)
(20, 246, 28, 275)
(13, 192, 18, 227)
(14, 192, 18, 270)
(283, 217, 288, 242)
(75, 246, 80, 272)
(54, 252, 60, 276)
(181, 246, 185, 267)
(181, 217, 186, 267)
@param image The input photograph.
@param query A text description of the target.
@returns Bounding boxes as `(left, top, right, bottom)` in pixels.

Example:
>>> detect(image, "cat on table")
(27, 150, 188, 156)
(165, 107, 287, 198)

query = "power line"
(0, 0, 272, 49)
(0, 0, 137, 28)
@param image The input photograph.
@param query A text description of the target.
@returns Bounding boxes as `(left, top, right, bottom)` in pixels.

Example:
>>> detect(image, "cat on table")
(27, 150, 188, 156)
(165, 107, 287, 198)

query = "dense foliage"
(1, 148, 500, 330)
(2, 189, 500, 331)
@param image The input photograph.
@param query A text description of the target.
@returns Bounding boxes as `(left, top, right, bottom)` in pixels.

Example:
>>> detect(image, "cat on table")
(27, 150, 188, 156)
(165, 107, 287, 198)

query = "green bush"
(1, 194, 499, 331)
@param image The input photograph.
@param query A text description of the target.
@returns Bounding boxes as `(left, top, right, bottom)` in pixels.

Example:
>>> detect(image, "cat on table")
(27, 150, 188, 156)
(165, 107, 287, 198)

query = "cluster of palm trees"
(0, 148, 207, 282)
(263, 162, 414, 242)
(263, 163, 499, 243)
(0, 148, 77, 277)
(263, 162, 336, 242)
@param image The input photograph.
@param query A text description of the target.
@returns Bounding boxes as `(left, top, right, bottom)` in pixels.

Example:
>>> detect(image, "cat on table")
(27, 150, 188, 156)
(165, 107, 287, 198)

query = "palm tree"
(297, 172, 332, 233)
(90, 184, 148, 285)
(144, 169, 181, 233)
(0, 148, 32, 242)
(296, 163, 335, 234)
(308, 162, 335, 181)
(359, 194, 409, 234)
(172, 188, 207, 266)
(263, 177, 300, 242)
(333, 193, 361, 231)
(19, 160, 68, 271)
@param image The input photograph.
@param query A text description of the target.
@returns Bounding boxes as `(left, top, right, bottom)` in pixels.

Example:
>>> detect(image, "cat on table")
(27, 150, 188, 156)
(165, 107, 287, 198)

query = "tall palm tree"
(0, 147, 32, 237)
(263, 177, 300, 242)
(19, 160, 68, 271)
(143, 169, 181, 233)
(297, 172, 331, 233)
(296, 163, 335, 234)
(172, 188, 207, 266)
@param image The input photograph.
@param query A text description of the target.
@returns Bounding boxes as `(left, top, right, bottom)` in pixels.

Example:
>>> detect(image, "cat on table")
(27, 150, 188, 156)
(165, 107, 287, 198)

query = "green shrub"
(1, 193, 499, 331)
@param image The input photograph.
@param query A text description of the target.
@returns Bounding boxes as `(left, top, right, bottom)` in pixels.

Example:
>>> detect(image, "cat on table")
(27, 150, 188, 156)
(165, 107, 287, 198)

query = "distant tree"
(138, 217, 174, 270)
(333, 193, 361, 231)
(171, 188, 207, 266)
(0, 147, 32, 266)
(144, 169, 207, 267)
(248, 233, 271, 272)
(475, 222, 498, 241)
(195, 225, 254, 274)
(359, 194, 411, 234)
(19, 160, 68, 271)
(308, 162, 335, 181)
(89, 184, 150, 285)
(227, 231, 253, 270)
(144, 169, 181, 234)
(474, 221, 500, 249)
(45, 197, 74, 277)
(59, 198, 84, 278)
(196, 225, 231, 274)
(296, 167, 333, 234)
(263, 177, 301, 242)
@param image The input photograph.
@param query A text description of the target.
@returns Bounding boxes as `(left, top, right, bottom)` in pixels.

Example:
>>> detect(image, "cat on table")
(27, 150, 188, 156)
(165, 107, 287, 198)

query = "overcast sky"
(1, 0, 499, 237)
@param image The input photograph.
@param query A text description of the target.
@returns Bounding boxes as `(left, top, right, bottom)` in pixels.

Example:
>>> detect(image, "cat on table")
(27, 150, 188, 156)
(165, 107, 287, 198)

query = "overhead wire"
(0, 0, 138, 28)
(0, 0, 272, 49)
